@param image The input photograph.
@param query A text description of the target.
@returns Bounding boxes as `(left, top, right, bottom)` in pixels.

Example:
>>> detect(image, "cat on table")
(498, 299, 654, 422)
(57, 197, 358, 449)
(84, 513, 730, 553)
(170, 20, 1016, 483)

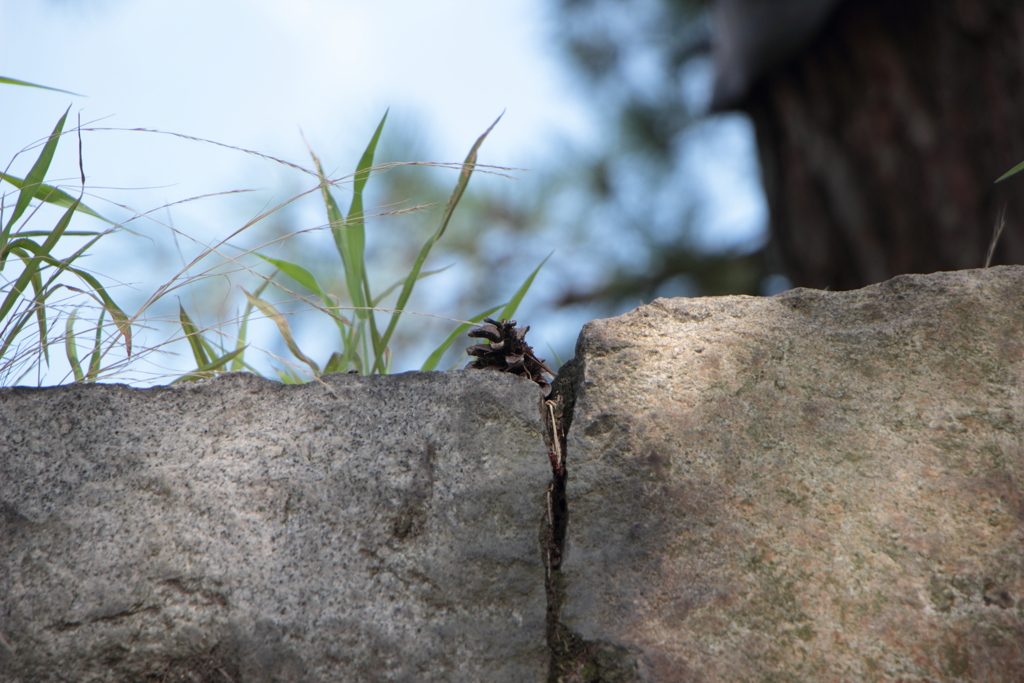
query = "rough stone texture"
(6, 267, 1024, 683)
(562, 266, 1024, 682)
(0, 371, 550, 683)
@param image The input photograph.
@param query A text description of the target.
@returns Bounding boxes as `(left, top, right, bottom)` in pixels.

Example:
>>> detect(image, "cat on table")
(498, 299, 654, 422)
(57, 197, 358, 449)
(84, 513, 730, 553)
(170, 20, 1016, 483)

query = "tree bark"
(745, 0, 1024, 290)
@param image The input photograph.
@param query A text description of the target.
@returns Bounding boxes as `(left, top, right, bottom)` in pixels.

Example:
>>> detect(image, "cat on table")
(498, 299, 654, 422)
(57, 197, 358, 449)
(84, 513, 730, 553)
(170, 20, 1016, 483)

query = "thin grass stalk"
(0, 173, 111, 225)
(241, 289, 321, 375)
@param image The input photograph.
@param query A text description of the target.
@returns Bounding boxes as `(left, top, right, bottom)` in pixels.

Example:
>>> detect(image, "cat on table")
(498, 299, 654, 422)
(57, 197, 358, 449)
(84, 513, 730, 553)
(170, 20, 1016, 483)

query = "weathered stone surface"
(1, 371, 550, 683)
(561, 267, 1024, 681)
(7, 267, 1024, 682)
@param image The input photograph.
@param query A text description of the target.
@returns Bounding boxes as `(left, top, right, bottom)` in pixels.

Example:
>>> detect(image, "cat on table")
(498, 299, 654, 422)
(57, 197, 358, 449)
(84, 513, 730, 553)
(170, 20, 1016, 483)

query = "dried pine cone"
(466, 318, 553, 396)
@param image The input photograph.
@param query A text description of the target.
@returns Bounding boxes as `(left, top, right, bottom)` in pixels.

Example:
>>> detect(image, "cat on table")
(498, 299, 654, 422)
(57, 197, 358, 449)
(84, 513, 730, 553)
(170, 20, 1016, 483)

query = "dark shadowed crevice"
(540, 359, 640, 683)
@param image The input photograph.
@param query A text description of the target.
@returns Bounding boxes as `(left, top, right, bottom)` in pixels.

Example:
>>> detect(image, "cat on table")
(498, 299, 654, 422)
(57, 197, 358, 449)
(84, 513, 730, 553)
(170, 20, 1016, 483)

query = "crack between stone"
(540, 358, 584, 682)
(539, 358, 642, 683)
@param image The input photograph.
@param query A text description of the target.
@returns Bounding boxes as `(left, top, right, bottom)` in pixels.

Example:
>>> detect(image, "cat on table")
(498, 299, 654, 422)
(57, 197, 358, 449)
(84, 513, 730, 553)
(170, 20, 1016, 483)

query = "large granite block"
(1, 371, 550, 683)
(561, 267, 1024, 681)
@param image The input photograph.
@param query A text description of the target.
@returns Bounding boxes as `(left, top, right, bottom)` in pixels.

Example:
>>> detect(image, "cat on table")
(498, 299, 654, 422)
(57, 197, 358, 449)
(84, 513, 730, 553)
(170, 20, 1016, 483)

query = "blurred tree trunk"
(744, 0, 1024, 290)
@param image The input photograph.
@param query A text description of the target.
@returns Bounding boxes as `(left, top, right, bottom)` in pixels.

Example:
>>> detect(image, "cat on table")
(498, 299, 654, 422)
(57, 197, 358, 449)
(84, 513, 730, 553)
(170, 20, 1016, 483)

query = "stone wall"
(2, 267, 1023, 682)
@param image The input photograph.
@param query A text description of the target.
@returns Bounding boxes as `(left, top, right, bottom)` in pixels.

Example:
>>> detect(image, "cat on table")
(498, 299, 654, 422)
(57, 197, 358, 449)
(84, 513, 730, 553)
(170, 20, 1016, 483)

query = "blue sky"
(2, 0, 597, 193)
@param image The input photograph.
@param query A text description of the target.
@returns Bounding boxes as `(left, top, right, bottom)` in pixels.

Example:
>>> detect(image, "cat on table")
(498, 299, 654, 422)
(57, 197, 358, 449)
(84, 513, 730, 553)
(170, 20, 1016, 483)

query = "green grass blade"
(312, 153, 365, 317)
(257, 254, 351, 334)
(0, 172, 113, 224)
(32, 217, 132, 358)
(361, 271, 384, 374)
(258, 255, 325, 295)
(309, 149, 346, 264)
(996, 159, 1024, 183)
(86, 308, 105, 381)
(231, 323, 252, 372)
(0, 241, 69, 369)
(308, 148, 365, 319)
(343, 111, 387, 321)
(420, 304, 503, 372)
(29, 268, 49, 366)
(275, 366, 307, 384)
(257, 255, 344, 317)
(360, 315, 372, 375)
(0, 243, 41, 322)
(242, 288, 321, 376)
(497, 252, 551, 321)
(215, 347, 248, 369)
(352, 345, 367, 374)
(64, 309, 83, 382)
(56, 263, 131, 356)
(0, 196, 78, 324)
(0, 309, 40, 368)
(3, 107, 70, 237)
(230, 274, 273, 372)
(433, 113, 504, 242)
(353, 111, 388, 198)
(547, 344, 565, 368)
(173, 347, 247, 384)
(323, 352, 346, 375)
(0, 247, 40, 362)
(0, 234, 131, 365)
(6, 230, 103, 239)
(179, 304, 211, 367)
(371, 264, 453, 307)
(0, 76, 83, 96)
(375, 114, 503, 372)
(67, 272, 130, 357)
(343, 317, 367, 374)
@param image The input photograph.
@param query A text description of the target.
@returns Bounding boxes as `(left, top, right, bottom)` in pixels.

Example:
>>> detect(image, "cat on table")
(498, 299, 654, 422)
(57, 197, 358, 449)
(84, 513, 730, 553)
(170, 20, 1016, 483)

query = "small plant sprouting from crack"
(465, 332, 634, 681)
(463, 317, 565, 572)
(465, 317, 554, 396)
